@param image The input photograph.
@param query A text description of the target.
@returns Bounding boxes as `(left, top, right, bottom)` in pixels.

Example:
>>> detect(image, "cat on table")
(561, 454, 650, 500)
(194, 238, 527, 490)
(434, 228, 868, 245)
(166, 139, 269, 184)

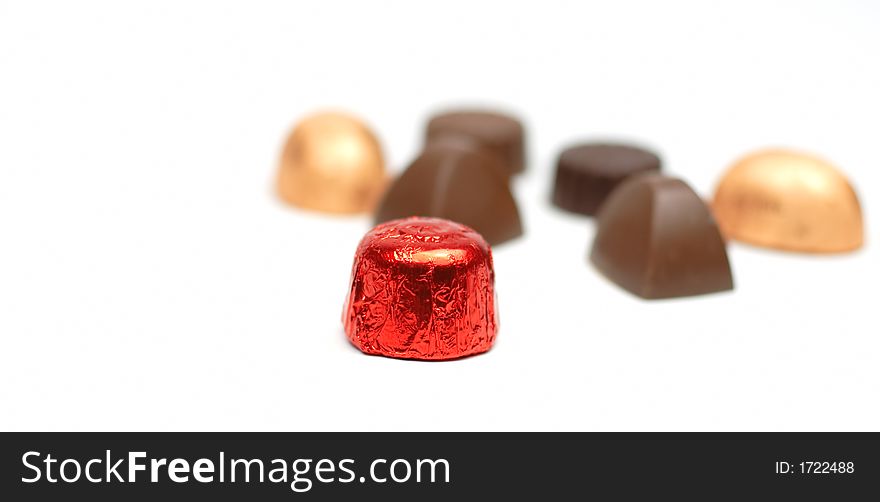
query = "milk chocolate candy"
(553, 143, 661, 216)
(591, 174, 733, 299)
(426, 109, 526, 175)
(375, 140, 523, 246)
(277, 112, 387, 214)
(712, 149, 863, 253)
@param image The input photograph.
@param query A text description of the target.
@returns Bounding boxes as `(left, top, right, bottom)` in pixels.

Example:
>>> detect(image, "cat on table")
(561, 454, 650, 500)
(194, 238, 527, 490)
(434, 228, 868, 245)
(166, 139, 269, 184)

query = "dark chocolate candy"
(426, 110, 526, 175)
(590, 174, 733, 299)
(553, 143, 661, 216)
(375, 140, 523, 246)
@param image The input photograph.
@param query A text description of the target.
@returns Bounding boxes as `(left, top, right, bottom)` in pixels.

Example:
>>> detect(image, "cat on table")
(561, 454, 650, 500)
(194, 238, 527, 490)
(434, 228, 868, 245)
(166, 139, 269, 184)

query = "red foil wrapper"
(343, 217, 498, 360)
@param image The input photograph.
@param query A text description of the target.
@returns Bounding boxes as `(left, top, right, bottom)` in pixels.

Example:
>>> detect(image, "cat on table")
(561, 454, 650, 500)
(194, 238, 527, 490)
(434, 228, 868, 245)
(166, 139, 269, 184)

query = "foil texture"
(343, 217, 497, 360)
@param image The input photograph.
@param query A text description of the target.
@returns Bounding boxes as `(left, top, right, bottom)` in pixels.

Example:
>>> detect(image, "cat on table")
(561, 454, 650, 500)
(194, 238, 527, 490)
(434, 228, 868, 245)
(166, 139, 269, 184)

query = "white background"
(1, 0, 878, 431)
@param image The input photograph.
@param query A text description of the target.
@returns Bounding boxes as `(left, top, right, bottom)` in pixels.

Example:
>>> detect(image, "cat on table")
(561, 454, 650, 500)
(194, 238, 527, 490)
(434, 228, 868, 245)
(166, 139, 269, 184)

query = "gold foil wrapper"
(712, 149, 863, 253)
(277, 112, 387, 214)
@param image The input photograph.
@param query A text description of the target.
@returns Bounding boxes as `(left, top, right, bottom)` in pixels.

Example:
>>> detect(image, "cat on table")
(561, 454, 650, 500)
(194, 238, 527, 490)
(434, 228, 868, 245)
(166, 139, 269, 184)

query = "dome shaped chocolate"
(277, 112, 387, 214)
(375, 140, 523, 246)
(591, 174, 733, 299)
(712, 149, 863, 253)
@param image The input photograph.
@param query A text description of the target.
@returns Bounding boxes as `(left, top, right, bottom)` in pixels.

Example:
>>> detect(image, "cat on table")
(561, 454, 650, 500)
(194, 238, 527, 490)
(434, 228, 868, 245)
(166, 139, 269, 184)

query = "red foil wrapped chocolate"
(343, 217, 498, 360)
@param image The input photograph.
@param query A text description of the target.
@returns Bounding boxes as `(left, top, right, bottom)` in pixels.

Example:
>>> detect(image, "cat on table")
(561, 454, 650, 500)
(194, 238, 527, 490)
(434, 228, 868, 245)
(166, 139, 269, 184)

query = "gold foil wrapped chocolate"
(277, 112, 387, 214)
(712, 149, 863, 253)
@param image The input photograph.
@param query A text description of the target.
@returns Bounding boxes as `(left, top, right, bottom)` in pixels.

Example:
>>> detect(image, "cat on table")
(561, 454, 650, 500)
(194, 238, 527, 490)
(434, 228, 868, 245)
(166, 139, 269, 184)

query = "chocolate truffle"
(426, 109, 526, 175)
(277, 112, 387, 214)
(712, 149, 863, 253)
(591, 174, 733, 299)
(343, 217, 497, 360)
(552, 143, 661, 216)
(375, 140, 523, 245)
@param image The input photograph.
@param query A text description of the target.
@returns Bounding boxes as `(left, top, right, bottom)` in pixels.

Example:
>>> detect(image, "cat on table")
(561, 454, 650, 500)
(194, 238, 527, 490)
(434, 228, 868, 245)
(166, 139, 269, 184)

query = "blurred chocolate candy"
(552, 142, 661, 216)
(591, 174, 733, 299)
(375, 139, 522, 246)
(277, 112, 387, 214)
(426, 109, 525, 175)
(712, 149, 863, 253)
